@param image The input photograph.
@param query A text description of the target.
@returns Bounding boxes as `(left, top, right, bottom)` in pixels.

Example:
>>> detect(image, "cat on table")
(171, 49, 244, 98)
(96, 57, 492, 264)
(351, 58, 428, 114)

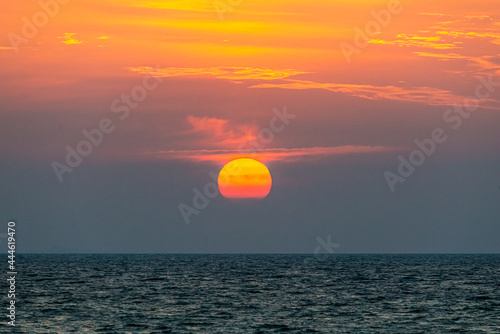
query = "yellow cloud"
(128, 66, 308, 81)
(373, 14, 499, 54)
(413, 52, 465, 59)
(369, 34, 457, 49)
(60, 33, 84, 45)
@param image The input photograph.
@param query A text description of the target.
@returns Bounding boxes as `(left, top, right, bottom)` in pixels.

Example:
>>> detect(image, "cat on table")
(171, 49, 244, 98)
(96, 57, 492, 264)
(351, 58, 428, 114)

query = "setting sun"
(218, 158, 272, 199)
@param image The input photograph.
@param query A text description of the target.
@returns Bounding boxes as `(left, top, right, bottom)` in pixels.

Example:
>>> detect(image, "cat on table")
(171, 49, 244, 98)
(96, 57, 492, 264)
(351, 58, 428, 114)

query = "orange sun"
(218, 158, 272, 199)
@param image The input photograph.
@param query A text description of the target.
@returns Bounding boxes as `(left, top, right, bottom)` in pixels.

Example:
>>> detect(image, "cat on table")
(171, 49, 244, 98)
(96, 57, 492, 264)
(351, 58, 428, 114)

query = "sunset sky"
(1, 0, 499, 253)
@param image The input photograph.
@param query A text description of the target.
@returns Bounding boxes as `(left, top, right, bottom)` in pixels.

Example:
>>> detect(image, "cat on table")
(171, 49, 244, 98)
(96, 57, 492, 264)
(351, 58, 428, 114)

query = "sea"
(6, 254, 500, 333)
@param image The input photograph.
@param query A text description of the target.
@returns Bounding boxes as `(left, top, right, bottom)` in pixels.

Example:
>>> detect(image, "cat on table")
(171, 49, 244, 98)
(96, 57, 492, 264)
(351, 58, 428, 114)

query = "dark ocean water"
(6, 254, 500, 333)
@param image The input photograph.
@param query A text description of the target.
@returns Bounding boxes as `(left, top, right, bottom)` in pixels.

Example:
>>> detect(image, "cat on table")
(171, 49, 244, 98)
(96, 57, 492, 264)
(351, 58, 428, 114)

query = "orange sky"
(1, 0, 499, 164)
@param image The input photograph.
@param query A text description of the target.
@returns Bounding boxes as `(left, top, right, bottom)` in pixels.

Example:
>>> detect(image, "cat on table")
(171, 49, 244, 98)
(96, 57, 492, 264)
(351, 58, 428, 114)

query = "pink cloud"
(186, 115, 258, 148)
